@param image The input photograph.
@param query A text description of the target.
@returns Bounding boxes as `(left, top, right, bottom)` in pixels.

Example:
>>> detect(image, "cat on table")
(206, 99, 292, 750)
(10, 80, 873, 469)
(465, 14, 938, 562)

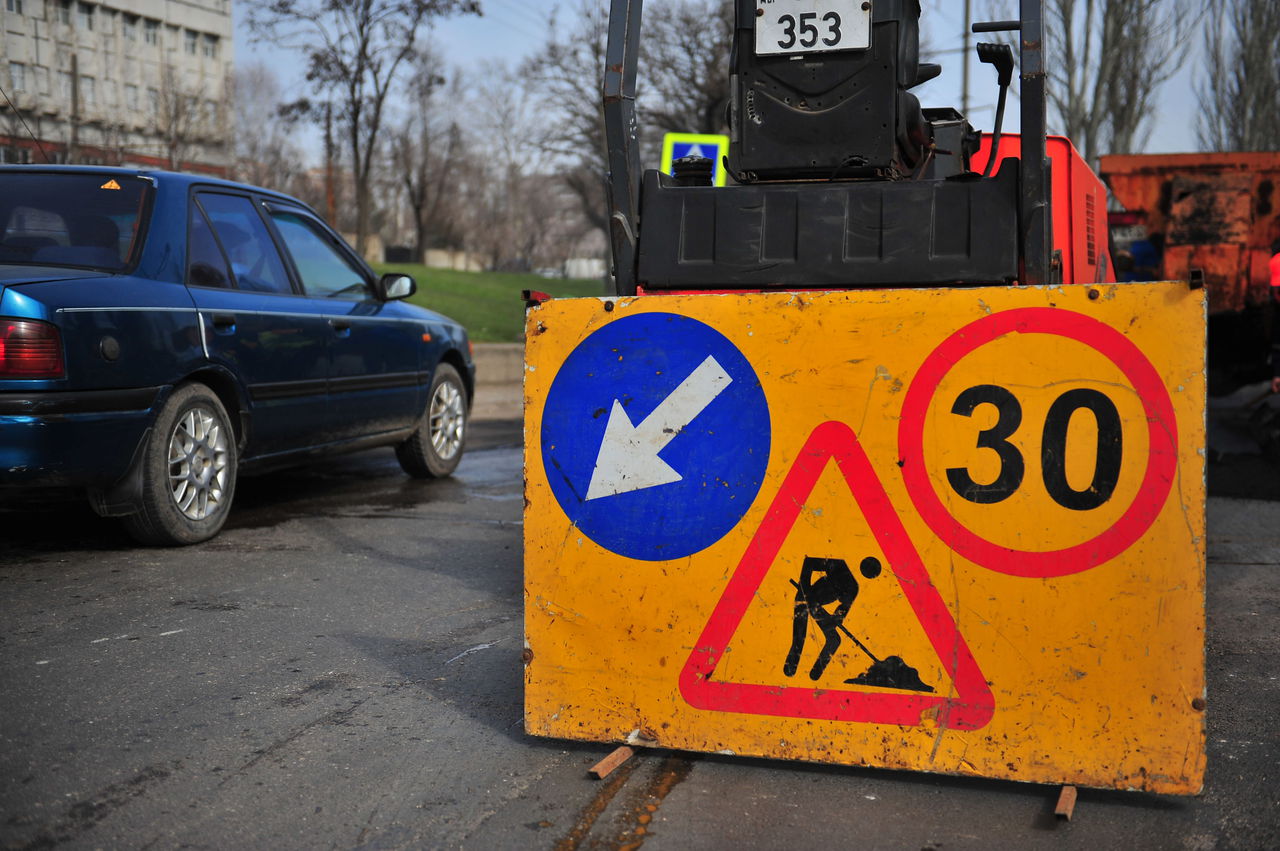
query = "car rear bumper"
(0, 386, 164, 486)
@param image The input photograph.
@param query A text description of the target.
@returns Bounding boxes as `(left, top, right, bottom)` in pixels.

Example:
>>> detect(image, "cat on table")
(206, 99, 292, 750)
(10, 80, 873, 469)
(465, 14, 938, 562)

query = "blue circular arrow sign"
(541, 312, 771, 561)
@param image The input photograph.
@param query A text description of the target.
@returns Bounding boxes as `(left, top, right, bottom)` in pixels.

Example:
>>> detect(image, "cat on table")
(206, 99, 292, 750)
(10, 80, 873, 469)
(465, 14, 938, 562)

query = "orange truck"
(1099, 152, 1280, 391)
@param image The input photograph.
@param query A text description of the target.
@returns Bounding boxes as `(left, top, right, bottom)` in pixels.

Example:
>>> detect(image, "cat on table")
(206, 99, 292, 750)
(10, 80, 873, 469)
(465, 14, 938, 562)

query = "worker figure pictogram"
(784, 556, 881, 681)
(783, 554, 935, 692)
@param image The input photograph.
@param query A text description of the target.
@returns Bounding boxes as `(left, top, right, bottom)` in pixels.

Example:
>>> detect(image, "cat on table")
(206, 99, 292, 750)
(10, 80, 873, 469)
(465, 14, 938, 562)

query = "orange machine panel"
(972, 135, 1114, 287)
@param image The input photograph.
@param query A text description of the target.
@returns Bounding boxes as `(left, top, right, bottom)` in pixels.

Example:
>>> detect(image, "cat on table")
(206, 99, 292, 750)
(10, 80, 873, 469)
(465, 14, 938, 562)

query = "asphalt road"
(1, 415, 1278, 850)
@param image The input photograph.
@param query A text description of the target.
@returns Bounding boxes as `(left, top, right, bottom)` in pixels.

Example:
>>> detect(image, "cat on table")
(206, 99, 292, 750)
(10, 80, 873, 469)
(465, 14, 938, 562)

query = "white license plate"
(754, 0, 871, 57)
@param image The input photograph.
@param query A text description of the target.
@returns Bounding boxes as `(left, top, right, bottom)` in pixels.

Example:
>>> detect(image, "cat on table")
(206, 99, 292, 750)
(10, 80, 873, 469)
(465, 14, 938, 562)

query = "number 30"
(946, 385, 1124, 511)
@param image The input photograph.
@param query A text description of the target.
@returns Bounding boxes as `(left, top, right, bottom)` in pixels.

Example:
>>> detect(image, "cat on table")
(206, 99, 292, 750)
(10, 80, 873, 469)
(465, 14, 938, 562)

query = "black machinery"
(602, 0, 1053, 295)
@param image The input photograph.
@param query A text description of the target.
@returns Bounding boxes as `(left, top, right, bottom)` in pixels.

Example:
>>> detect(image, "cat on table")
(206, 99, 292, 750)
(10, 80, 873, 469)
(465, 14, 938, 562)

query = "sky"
(233, 0, 1202, 159)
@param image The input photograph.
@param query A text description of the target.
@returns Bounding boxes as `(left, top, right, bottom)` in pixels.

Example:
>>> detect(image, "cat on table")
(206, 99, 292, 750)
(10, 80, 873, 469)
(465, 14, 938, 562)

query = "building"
(1, 0, 233, 174)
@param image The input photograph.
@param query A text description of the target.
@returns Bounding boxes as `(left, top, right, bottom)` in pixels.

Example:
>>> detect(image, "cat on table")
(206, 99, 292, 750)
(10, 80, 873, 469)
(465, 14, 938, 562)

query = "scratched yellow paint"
(524, 283, 1206, 795)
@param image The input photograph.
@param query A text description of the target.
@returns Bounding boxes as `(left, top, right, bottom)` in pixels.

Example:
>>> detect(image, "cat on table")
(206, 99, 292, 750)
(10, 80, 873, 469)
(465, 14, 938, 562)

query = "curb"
(472, 343, 524, 386)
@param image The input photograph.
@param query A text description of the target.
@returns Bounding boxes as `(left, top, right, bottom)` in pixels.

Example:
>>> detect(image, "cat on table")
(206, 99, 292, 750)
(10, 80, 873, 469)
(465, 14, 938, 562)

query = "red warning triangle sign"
(679, 421, 995, 731)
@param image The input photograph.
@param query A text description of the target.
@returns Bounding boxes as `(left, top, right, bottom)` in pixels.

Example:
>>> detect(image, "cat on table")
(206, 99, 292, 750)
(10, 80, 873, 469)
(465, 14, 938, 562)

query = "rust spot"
(1191, 697, 1206, 711)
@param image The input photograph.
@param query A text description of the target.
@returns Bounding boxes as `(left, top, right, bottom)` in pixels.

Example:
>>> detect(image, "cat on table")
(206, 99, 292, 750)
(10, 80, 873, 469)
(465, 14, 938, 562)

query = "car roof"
(0, 164, 310, 209)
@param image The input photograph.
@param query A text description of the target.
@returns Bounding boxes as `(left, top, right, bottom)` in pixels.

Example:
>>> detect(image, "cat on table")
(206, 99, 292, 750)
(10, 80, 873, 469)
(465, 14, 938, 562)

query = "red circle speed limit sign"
(898, 308, 1179, 579)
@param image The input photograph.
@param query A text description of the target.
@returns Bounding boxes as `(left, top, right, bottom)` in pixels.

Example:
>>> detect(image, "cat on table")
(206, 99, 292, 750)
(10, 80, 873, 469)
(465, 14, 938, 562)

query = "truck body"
(1100, 152, 1280, 389)
(1100, 152, 1279, 313)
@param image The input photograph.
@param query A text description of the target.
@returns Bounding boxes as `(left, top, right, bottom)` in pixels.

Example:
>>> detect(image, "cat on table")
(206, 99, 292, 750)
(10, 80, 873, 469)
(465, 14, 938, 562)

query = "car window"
(187, 202, 232, 289)
(268, 210, 370, 299)
(196, 192, 293, 295)
(0, 173, 149, 270)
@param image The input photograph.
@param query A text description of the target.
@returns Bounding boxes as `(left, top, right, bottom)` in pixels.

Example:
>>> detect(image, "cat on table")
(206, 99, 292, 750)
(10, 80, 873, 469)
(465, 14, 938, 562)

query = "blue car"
(0, 166, 475, 545)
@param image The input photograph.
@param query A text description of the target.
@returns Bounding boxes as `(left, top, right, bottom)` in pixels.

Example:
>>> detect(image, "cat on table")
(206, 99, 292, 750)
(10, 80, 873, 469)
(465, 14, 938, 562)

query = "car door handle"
(329, 319, 352, 334)
(211, 313, 236, 331)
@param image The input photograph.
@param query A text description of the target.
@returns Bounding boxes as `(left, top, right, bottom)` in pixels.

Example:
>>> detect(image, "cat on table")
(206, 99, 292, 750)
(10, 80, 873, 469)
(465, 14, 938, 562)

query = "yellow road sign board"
(524, 283, 1206, 795)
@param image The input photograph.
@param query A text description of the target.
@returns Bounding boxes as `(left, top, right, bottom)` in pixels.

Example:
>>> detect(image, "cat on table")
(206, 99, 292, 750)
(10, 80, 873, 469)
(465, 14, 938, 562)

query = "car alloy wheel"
(396, 362, 467, 479)
(122, 383, 238, 546)
(167, 405, 231, 521)
(429, 377, 466, 462)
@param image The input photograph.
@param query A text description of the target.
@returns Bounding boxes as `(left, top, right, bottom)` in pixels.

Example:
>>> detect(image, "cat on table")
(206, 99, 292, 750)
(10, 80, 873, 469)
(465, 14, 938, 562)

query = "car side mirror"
(377, 273, 416, 301)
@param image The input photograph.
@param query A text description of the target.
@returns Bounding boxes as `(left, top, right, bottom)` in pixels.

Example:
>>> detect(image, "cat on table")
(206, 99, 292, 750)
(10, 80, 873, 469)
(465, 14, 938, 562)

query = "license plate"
(755, 0, 871, 57)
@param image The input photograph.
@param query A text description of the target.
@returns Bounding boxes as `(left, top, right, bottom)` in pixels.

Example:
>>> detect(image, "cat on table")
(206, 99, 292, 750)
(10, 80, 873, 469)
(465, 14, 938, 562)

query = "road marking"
(159, 629, 185, 637)
(586, 356, 733, 501)
(445, 641, 501, 665)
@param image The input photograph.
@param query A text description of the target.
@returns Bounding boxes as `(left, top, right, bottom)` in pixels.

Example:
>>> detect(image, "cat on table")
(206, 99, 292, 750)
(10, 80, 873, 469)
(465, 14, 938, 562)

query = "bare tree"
(246, 0, 480, 257)
(390, 52, 465, 262)
(521, 0, 612, 242)
(231, 63, 307, 191)
(1043, 0, 1198, 164)
(459, 61, 563, 271)
(522, 0, 735, 245)
(640, 0, 733, 136)
(154, 64, 208, 170)
(1197, 0, 1280, 152)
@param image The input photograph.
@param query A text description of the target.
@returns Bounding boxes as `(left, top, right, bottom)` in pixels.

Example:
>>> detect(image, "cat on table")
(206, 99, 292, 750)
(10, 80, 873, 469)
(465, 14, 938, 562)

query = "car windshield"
(0, 173, 151, 271)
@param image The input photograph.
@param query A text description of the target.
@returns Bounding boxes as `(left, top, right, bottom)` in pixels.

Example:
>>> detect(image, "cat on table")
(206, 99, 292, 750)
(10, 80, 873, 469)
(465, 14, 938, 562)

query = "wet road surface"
(1, 417, 1278, 849)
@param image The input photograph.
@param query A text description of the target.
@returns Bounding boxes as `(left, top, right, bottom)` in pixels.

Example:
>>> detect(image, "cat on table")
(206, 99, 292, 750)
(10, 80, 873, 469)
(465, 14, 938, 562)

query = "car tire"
(396, 362, 468, 479)
(123, 383, 237, 546)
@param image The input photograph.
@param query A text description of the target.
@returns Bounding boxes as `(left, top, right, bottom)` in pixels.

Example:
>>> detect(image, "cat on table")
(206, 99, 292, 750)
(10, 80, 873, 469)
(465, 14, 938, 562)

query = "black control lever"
(979, 42, 1016, 88)
(977, 42, 1016, 177)
(972, 20, 1022, 32)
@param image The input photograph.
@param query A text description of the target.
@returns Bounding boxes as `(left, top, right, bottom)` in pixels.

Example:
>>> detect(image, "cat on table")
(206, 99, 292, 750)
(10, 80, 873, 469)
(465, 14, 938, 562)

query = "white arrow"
(585, 355, 733, 501)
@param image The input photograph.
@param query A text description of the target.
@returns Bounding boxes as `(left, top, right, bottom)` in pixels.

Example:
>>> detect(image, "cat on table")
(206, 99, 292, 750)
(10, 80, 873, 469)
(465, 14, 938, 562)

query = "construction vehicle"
(1100, 152, 1280, 393)
(603, 0, 1113, 298)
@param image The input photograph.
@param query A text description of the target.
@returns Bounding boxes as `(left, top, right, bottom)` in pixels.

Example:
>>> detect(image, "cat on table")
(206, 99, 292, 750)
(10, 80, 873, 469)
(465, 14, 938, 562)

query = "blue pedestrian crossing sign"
(540, 312, 770, 561)
(661, 133, 730, 187)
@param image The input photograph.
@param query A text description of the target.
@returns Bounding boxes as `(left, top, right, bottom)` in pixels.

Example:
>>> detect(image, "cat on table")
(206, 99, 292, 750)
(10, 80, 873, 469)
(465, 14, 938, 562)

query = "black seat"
(0, 235, 58, 262)
(31, 215, 122, 267)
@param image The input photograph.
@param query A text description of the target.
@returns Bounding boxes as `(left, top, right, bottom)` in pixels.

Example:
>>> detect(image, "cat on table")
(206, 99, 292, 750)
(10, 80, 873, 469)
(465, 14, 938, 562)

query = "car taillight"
(0, 319, 65, 379)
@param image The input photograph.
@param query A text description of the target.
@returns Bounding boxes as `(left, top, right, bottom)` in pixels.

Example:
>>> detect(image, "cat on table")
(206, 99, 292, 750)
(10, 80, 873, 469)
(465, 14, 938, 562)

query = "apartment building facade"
(1, 0, 233, 174)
